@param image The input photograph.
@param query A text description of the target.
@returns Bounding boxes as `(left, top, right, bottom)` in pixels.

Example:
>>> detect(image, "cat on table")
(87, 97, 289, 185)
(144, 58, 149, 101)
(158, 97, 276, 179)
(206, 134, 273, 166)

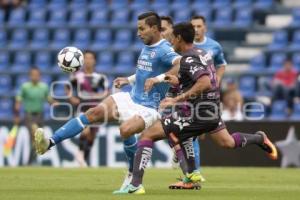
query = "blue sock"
(193, 139, 200, 170)
(51, 114, 90, 144)
(123, 135, 137, 173)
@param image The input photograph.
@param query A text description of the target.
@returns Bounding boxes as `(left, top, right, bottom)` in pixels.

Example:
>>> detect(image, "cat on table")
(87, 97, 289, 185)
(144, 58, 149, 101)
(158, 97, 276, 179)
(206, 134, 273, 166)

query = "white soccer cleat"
(119, 171, 133, 191)
(34, 128, 50, 155)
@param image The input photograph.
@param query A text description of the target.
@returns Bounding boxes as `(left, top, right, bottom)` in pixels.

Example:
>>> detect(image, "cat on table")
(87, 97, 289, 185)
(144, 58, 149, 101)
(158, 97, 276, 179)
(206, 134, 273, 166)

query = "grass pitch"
(0, 167, 299, 200)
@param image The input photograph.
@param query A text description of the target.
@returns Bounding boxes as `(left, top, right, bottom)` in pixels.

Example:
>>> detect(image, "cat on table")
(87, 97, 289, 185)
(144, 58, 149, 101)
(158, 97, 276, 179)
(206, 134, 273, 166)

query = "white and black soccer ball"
(57, 46, 84, 73)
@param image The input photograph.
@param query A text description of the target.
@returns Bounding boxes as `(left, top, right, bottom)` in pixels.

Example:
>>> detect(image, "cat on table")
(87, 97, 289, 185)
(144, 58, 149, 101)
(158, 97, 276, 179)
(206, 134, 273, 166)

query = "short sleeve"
(182, 56, 210, 82)
(161, 47, 180, 67)
(98, 74, 109, 90)
(214, 44, 227, 67)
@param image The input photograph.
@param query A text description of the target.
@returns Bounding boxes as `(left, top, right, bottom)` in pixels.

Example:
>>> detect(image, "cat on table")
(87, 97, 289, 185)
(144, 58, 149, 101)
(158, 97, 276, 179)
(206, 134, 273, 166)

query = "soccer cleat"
(113, 184, 145, 195)
(186, 171, 203, 183)
(256, 131, 278, 160)
(113, 171, 133, 193)
(34, 128, 50, 155)
(169, 181, 201, 190)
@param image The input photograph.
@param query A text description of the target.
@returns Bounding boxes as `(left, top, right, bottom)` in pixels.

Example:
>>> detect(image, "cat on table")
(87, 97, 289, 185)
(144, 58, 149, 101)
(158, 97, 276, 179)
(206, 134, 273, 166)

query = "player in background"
(160, 15, 203, 185)
(14, 67, 57, 165)
(34, 11, 180, 192)
(66, 50, 109, 166)
(117, 22, 278, 194)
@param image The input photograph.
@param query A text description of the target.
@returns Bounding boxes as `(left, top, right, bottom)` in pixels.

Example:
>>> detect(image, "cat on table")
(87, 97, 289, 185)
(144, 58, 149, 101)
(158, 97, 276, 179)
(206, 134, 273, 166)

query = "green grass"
(0, 167, 299, 200)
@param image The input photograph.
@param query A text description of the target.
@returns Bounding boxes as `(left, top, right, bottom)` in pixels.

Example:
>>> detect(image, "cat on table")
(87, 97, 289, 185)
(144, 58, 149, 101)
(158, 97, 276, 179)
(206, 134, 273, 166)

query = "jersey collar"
(193, 36, 207, 46)
(147, 39, 165, 47)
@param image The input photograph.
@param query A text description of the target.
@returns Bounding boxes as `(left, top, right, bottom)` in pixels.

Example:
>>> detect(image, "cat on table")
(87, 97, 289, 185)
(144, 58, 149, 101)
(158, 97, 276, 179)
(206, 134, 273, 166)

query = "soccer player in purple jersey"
(117, 22, 277, 194)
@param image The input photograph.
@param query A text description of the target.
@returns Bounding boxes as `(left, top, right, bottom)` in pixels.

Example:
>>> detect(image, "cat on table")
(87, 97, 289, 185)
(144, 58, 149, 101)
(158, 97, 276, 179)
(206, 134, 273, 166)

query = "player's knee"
(85, 106, 105, 123)
(219, 138, 235, 149)
(119, 124, 133, 139)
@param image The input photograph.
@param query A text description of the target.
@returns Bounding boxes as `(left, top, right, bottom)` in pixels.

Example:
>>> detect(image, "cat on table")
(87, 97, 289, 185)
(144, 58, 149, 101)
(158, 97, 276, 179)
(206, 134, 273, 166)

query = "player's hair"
(138, 11, 161, 31)
(84, 49, 97, 60)
(191, 15, 206, 24)
(173, 22, 195, 43)
(160, 15, 173, 25)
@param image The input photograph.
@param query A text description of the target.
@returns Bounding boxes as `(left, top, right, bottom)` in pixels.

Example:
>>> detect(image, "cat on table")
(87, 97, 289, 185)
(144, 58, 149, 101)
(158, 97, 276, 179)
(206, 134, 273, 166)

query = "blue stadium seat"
(48, 0, 67, 10)
(269, 100, 288, 120)
(132, 37, 144, 51)
(0, 99, 13, 119)
(254, 0, 274, 10)
(193, 9, 212, 24)
(0, 75, 12, 95)
(239, 76, 256, 98)
(69, 10, 87, 27)
(96, 52, 114, 73)
(41, 75, 52, 85)
(34, 51, 51, 71)
(192, 0, 211, 10)
(247, 103, 266, 120)
(0, 29, 7, 47)
(8, 8, 26, 27)
(213, 0, 231, 9)
(268, 53, 287, 72)
(214, 9, 232, 28)
(70, 0, 88, 9)
(130, 0, 149, 10)
(267, 30, 288, 51)
(9, 29, 28, 49)
(73, 29, 91, 49)
(171, 0, 190, 10)
(290, 8, 300, 27)
(28, 0, 47, 9)
(290, 102, 300, 120)
(112, 29, 132, 50)
(111, 10, 129, 26)
(90, 10, 108, 26)
(0, 52, 9, 71)
(16, 75, 29, 88)
(89, 0, 107, 10)
(250, 54, 266, 71)
(292, 53, 300, 70)
(115, 52, 135, 73)
(0, 10, 4, 27)
(155, 7, 171, 17)
(30, 29, 49, 49)
(43, 103, 51, 120)
(27, 9, 46, 27)
(51, 29, 70, 49)
(234, 8, 253, 28)
(173, 9, 191, 23)
(11, 51, 31, 72)
(289, 30, 300, 51)
(48, 9, 67, 27)
(90, 29, 111, 51)
(151, 0, 169, 10)
(234, 0, 253, 8)
(131, 9, 148, 25)
(110, 0, 128, 10)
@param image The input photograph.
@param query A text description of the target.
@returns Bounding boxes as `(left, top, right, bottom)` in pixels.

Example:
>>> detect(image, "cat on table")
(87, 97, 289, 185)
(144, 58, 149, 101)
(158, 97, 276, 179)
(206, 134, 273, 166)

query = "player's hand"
(165, 75, 179, 86)
(114, 77, 129, 89)
(144, 77, 159, 92)
(159, 97, 177, 110)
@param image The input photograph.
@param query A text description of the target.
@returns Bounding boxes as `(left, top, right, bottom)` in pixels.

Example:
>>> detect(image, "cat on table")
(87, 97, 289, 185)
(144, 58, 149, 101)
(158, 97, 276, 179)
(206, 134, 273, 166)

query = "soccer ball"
(57, 46, 84, 73)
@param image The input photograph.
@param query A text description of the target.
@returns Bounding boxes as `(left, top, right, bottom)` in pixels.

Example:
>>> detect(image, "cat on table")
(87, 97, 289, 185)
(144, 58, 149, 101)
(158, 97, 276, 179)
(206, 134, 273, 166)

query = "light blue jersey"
(194, 36, 227, 68)
(131, 39, 179, 109)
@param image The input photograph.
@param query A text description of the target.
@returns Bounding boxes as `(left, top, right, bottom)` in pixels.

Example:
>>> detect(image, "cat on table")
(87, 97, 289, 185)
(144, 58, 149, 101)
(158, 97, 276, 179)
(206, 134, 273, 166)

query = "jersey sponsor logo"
(137, 59, 153, 72)
(189, 65, 204, 75)
(174, 116, 191, 130)
(150, 51, 156, 58)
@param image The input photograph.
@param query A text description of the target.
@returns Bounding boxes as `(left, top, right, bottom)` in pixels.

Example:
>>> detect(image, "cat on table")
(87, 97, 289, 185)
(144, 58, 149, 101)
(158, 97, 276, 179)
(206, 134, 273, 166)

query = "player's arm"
(215, 44, 227, 86)
(216, 64, 225, 85)
(14, 85, 24, 125)
(114, 74, 136, 88)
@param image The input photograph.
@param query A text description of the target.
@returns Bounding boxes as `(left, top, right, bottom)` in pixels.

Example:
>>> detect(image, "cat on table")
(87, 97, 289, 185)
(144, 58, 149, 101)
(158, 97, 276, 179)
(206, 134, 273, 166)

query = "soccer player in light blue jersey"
(34, 11, 180, 192)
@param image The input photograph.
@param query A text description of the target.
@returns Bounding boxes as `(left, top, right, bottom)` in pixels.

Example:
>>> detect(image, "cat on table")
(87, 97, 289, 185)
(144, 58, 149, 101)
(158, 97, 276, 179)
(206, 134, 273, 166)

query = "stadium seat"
(214, 9, 232, 28)
(9, 29, 28, 49)
(43, 103, 51, 120)
(90, 10, 108, 26)
(115, 52, 135, 74)
(269, 100, 288, 120)
(30, 29, 49, 49)
(0, 52, 9, 71)
(41, 75, 52, 85)
(69, 10, 88, 27)
(111, 10, 130, 26)
(51, 29, 70, 49)
(254, 0, 274, 10)
(173, 9, 191, 23)
(249, 54, 266, 71)
(90, 29, 112, 51)
(192, 0, 211, 10)
(8, 8, 26, 27)
(48, 0, 67, 10)
(171, 0, 190, 10)
(73, 29, 91, 49)
(131, 9, 149, 25)
(233, 0, 253, 8)
(0, 99, 13, 119)
(130, 0, 149, 10)
(0, 29, 7, 47)
(11, 51, 31, 72)
(112, 29, 132, 50)
(292, 53, 300, 70)
(0, 75, 12, 96)
(246, 103, 266, 120)
(34, 51, 51, 71)
(96, 52, 114, 73)
(290, 102, 300, 120)
(15, 75, 29, 88)
(0, 10, 4, 27)
(234, 8, 253, 28)
(132, 37, 144, 51)
(151, 0, 169, 10)
(70, 0, 88, 9)
(27, 9, 47, 27)
(89, 0, 107, 10)
(155, 7, 171, 17)
(213, 0, 231, 9)
(28, 0, 47, 9)
(48, 9, 67, 27)
(239, 76, 256, 98)
(110, 0, 128, 10)
(267, 30, 288, 51)
(268, 53, 287, 72)
(289, 30, 300, 51)
(290, 8, 300, 27)
(193, 9, 212, 24)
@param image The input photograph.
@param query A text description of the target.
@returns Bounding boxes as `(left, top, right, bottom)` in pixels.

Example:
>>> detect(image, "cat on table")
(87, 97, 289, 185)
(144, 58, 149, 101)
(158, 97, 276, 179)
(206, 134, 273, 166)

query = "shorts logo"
(174, 117, 190, 130)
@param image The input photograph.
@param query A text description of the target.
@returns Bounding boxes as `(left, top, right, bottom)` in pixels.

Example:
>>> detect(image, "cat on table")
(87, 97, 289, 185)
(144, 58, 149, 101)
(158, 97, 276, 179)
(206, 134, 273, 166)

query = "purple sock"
(131, 140, 153, 187)
(232, 132, 264, 148)
(176, 148, 188, 175)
